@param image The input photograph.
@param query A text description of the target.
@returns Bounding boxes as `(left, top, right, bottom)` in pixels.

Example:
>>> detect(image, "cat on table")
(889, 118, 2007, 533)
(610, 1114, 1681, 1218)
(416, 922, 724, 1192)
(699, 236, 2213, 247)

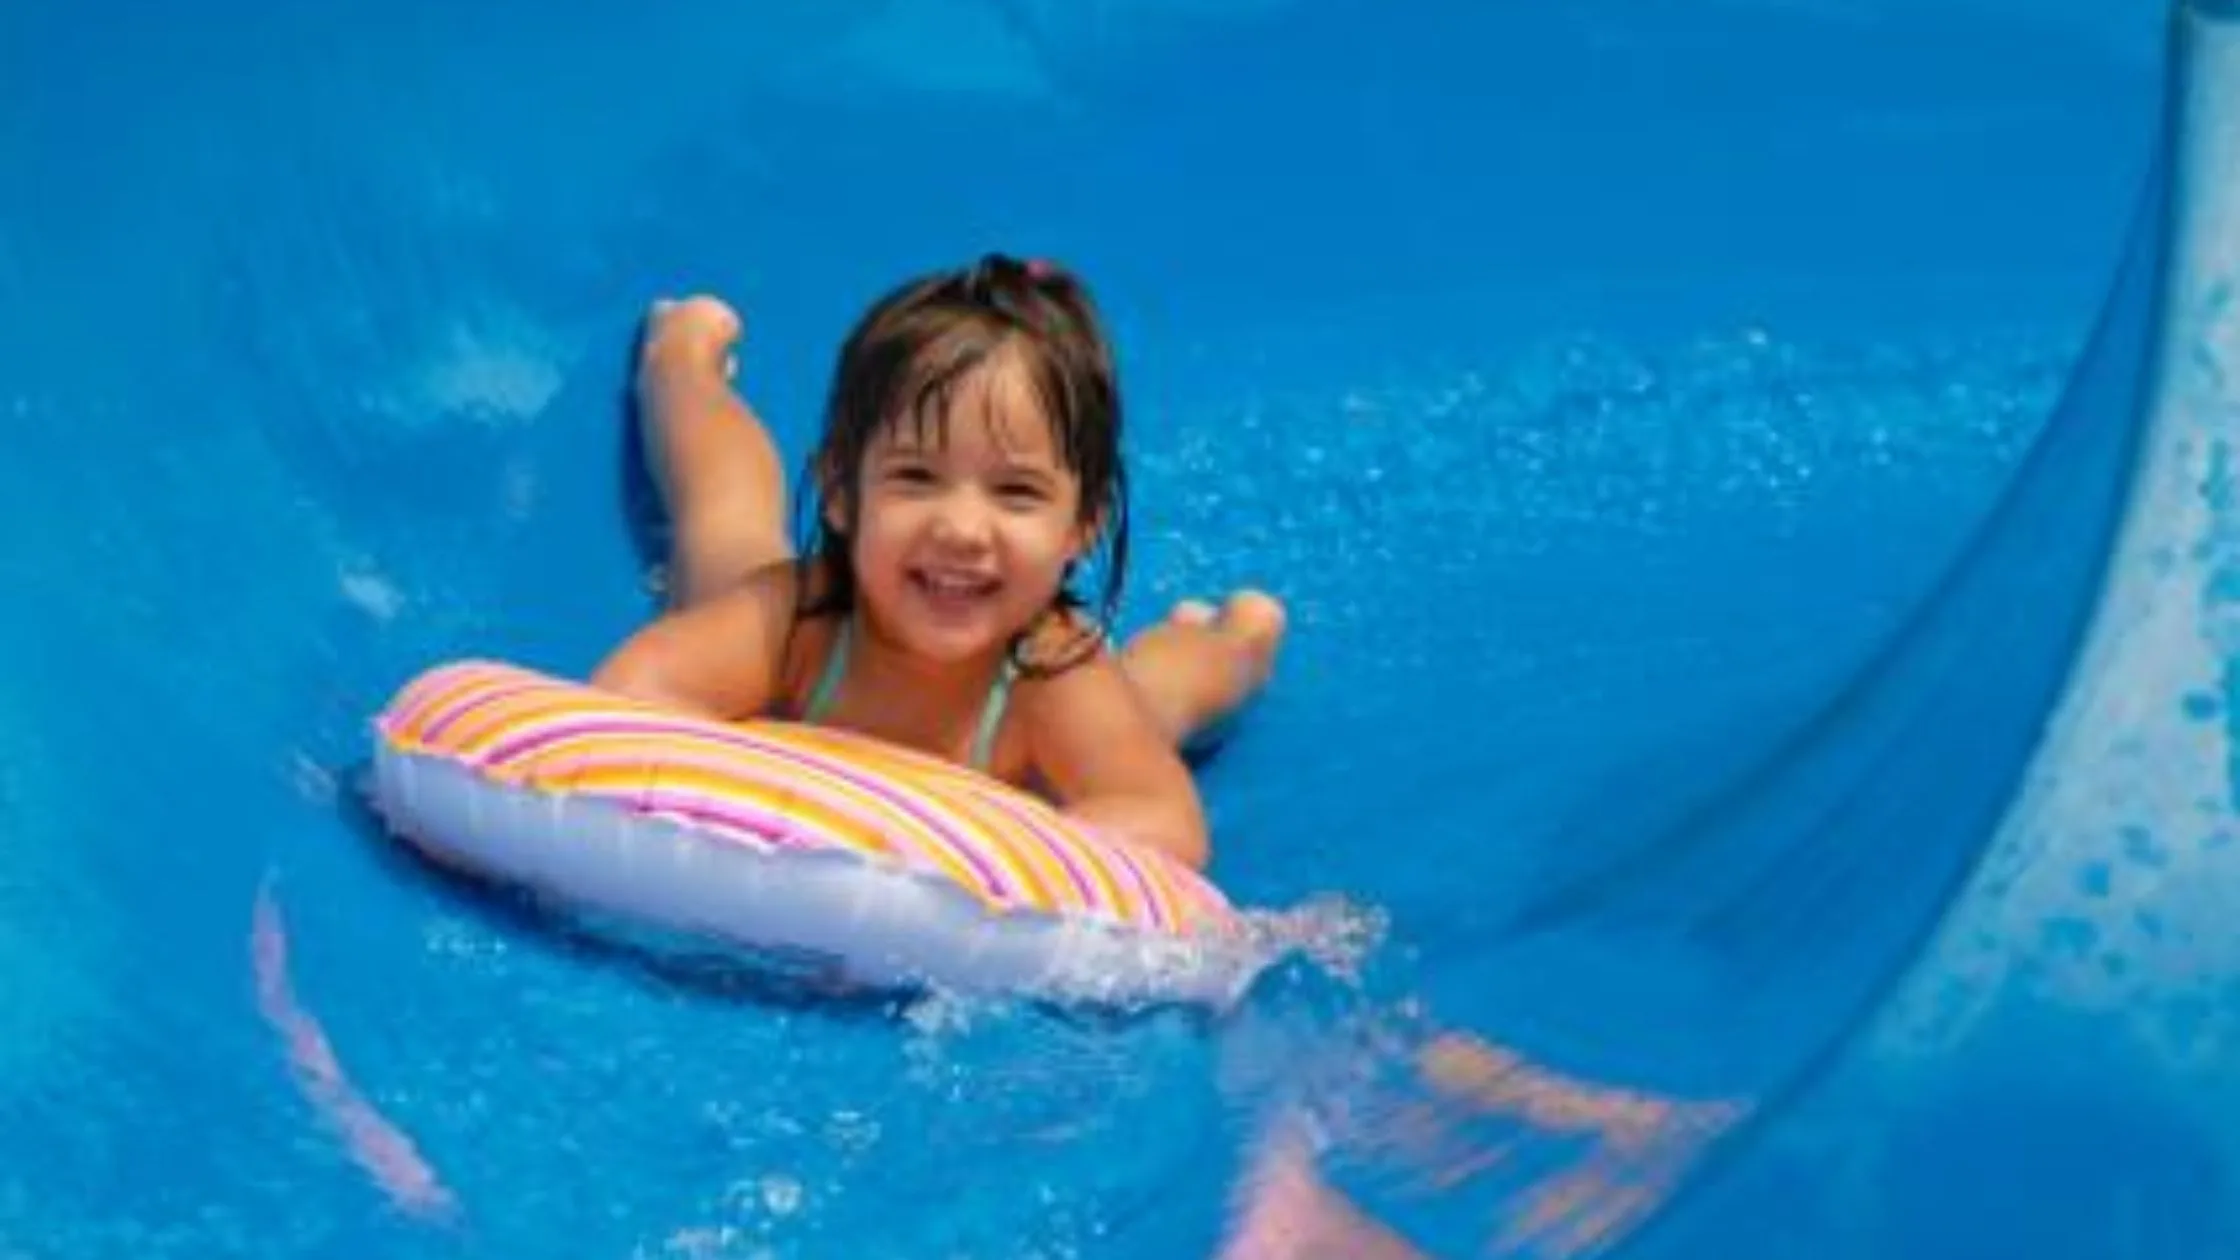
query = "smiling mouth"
(909, 568, 1001, 605)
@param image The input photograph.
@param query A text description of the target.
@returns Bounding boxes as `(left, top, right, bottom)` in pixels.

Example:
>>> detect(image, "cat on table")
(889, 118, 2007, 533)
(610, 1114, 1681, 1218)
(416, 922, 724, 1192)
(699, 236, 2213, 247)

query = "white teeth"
(917, 571, 995, 597)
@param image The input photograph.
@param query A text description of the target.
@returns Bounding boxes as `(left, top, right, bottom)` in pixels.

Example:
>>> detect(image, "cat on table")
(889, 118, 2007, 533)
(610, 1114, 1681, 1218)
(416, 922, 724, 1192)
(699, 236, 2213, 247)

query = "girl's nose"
(930, 490, 995, 547)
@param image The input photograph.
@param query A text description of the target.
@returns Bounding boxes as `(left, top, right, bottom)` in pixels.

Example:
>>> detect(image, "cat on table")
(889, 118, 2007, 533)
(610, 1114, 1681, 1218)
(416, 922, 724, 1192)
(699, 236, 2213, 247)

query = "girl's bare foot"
(637, 296, 741, 388)
(631, 295, 793, 608)
(1119, 589, 1288, 747)
(1170, 588, 1288, 692)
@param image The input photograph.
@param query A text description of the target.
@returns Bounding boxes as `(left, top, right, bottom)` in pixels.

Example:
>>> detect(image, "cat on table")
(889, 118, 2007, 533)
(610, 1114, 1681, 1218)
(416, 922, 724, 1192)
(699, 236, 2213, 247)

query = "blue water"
(4, 0, 2233, 1256)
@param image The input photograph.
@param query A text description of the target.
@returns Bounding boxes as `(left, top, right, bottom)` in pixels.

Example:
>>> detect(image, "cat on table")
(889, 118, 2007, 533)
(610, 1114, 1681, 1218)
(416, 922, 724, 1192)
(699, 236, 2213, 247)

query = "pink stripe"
(497, 723, 775, 781)
(729, 736, 1017, 902)
(526, 742, 949, 870)
(402, 673, 1231, 930)
(418, 679, 555, 752)
(966, 787, 1111, 917)
(525, 739, 902, 856)
(982, 784, 1161, 926)
(373, 674, 445, 735)
(1100, 840, 1175, 932)
(481, 711, 717, 768)
(386, 660, 497, 722)
(1033, 825, 1103, 911)
(474, 712, 1013, 901)
(631, 792, 814, 849)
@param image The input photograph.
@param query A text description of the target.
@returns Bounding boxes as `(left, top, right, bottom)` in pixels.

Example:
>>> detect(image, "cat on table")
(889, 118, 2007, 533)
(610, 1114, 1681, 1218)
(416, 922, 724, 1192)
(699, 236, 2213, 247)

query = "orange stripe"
(929, 779, 1074, 914)
(557, 762, 904, 862)
(968, 782, 1137, 922)
(517, 734, 908, 861)
(376, 667, 455, 736)
(1124, 839, 1193, 931)
(387, 665, 527, 744)
(1075, 829, 1148, 924)
(391, 674, 558, 749)
(580, 758, 987, 900)
(764, 724, 1061, 909)
(813, 724, 1166, 925)
(792, 728, 1106, 917)
(443, 690, 620, 759)
(375, 663, 1236, 932)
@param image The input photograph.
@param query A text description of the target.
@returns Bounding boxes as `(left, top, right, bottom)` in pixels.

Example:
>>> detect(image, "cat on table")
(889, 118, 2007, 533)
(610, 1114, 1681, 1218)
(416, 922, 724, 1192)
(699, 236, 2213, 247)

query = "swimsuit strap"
(799, 615, 1014, 773)
(969, 654, 1018, 772)
(800, 616, 852, 724)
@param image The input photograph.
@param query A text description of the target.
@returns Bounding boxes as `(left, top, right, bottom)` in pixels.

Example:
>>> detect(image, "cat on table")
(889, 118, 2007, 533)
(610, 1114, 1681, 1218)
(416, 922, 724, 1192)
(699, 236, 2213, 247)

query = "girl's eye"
(996, 482, 1046, 504)
(886, 465, 936, 485)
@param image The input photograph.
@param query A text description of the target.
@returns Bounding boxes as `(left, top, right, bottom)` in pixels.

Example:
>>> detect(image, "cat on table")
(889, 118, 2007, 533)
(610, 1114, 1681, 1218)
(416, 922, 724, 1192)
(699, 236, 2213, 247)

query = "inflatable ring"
(369, 660, 1260, 1008)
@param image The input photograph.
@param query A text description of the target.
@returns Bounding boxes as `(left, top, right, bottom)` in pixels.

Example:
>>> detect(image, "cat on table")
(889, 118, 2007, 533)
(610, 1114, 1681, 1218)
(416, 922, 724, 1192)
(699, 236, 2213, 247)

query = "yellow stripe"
(443, 690, 618, 759)
(558, 762, 912, 864)
(1071, 823, 1145, 923)
(971, 779, 1140, 922)
(792, 720, 1137, 921)
(375, 663, 1237, 932)
(515, 733, 906, 861)
(586, 742, 989, 900)
(1134, 847, 1195, 932)
(928, 777, 1077, 914)
(777, 724, 1055, 908)
(388, 664, 528, 745)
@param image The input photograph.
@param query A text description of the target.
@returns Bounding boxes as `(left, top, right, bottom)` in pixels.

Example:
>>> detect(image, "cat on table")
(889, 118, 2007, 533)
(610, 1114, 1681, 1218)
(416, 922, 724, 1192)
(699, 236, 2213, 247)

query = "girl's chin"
(869, 606, 1014, 665)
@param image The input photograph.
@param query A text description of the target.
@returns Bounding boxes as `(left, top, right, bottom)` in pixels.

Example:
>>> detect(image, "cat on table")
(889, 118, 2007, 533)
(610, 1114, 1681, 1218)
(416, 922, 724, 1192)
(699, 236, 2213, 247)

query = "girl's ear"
(818, 454, 851, 536)
(1070, 508, 1105, 562)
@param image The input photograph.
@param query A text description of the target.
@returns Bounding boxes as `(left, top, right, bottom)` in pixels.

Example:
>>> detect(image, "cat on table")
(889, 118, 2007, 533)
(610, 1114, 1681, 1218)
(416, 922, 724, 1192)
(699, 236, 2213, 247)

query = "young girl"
(591, 253, 1285, 871)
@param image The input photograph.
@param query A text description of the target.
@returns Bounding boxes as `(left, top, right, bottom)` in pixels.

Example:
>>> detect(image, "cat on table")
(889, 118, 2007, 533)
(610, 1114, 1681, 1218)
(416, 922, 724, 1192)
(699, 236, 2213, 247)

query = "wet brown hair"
(794, 252, 1130, 676)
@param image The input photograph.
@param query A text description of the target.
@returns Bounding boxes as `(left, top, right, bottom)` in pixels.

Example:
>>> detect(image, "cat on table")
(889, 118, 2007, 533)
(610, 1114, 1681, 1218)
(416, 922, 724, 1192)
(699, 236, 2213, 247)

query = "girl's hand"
(640, 295, 743, 383)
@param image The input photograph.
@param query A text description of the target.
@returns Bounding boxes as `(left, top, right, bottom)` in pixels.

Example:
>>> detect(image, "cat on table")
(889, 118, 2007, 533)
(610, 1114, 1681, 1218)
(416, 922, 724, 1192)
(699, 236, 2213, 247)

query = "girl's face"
(835, 353, 1096, 667)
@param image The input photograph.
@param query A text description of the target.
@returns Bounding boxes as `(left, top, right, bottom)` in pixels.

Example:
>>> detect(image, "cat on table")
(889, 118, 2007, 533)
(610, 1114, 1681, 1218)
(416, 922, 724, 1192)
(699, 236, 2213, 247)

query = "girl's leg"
(1218, 1117, 1423, 1260)
(1118, 590, 1287, 748)
(636, 296, 793, 611)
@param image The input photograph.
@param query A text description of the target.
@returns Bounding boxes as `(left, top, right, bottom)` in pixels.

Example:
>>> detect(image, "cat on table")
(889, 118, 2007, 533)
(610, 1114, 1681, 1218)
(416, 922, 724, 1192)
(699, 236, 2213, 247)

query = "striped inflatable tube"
(369, 660, 1260, 1007)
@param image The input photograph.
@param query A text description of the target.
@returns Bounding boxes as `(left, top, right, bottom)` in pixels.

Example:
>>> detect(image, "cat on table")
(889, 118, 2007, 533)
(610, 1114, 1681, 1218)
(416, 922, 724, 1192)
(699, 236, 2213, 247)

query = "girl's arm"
(589, 563, 802, 720)
(1023, 654, 1212, 870)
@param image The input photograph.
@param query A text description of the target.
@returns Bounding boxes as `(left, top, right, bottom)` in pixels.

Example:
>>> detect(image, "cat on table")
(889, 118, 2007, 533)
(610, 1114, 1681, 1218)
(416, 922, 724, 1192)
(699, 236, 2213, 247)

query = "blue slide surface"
(0, 1, 2229, 1256)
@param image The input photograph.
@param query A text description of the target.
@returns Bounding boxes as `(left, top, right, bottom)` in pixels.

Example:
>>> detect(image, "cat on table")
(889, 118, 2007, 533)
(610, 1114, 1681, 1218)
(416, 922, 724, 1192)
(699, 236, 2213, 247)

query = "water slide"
(1, 0, 2228, 1256)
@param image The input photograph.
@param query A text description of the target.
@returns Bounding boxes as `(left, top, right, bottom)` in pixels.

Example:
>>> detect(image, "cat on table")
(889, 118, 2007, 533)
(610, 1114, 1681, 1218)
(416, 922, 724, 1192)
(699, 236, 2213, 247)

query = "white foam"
(338, 566, 403, 622)
(413, 319, 567, 423)
(364, 307, 571, 429)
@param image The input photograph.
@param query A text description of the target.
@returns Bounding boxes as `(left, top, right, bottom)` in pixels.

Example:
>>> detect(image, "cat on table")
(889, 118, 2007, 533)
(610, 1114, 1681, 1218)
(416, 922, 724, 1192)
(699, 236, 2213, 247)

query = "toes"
(1224, 590, 1288, 646)
(1168, 598, 1220, 627)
